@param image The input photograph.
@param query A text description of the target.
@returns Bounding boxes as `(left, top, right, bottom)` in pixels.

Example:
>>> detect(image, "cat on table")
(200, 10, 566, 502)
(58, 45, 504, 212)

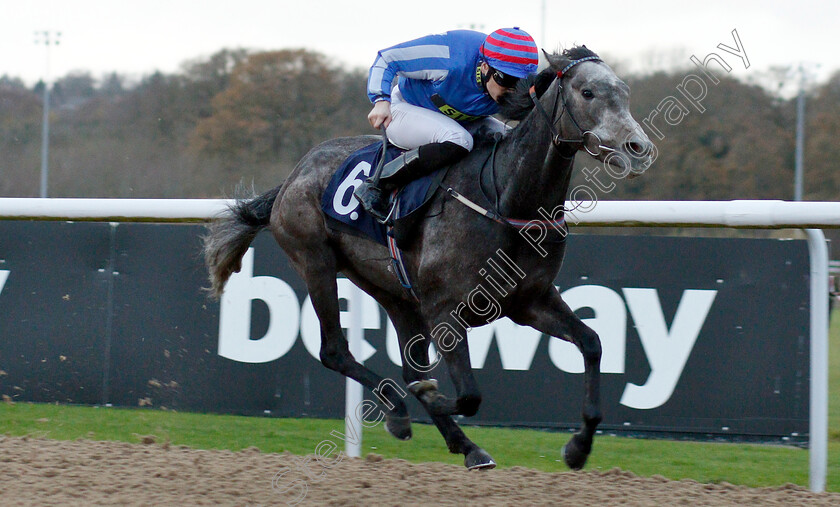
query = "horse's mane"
(497, 45, 600, 121)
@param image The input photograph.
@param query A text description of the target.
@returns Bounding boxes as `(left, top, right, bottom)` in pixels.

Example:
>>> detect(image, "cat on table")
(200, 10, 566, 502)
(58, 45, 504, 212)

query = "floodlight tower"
(793, 63, 819, 202)
(33, 30, 61, 198)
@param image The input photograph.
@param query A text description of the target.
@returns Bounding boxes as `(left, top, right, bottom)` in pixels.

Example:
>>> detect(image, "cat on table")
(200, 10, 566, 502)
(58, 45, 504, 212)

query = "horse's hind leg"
(511, 289, 602, 470)
(387, 306, 495, 469)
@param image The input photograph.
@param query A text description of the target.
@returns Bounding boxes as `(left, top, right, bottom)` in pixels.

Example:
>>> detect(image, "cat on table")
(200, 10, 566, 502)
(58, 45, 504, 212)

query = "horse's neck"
(493, 113, 575, 220)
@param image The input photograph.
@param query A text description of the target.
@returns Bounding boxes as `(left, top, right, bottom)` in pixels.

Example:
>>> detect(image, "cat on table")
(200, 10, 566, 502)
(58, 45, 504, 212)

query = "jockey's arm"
(366, 33, 452, 104)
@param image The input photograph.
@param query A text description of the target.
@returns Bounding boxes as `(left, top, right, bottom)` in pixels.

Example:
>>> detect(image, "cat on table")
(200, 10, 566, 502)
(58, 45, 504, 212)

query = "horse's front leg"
(511, 288, 602, 470)
(387, 307, 495, 469)
(410, 319, 482, 418)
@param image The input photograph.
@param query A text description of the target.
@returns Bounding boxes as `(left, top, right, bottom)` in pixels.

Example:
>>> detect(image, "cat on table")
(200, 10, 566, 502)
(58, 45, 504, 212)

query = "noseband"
(528, 56, 617, 158)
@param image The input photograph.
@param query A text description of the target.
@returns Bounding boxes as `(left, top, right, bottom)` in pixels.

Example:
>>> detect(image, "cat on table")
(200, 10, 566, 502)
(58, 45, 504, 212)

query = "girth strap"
(385, 197, 419, 301)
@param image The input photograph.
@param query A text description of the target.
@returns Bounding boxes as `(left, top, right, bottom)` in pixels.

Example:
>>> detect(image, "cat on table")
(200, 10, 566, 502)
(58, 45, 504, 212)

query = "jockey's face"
(481, 62, 516, 102)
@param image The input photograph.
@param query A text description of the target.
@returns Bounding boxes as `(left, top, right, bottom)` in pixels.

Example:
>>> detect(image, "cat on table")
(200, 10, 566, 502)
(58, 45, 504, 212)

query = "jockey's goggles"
(490, 68, 520, 89)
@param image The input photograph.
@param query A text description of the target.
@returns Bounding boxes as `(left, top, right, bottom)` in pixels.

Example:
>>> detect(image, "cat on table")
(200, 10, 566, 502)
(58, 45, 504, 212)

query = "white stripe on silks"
(400, 69, 449, 81)
(381, 44, 450, 63)
(368, 61, 387, 95)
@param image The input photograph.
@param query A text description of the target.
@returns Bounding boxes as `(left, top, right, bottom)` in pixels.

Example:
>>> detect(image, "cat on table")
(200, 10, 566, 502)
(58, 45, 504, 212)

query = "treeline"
(602, 69, 840, 202)
(1, 47, 838, 202)
(0, 49, 370, 197)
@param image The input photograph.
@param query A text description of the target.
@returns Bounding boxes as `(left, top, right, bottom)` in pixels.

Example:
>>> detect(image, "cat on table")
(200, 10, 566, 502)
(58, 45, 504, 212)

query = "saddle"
(321, 141, 449, 250)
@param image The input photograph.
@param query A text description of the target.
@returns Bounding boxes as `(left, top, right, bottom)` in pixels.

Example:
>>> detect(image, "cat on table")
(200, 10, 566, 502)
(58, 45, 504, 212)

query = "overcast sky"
(1, 0, 836, 90)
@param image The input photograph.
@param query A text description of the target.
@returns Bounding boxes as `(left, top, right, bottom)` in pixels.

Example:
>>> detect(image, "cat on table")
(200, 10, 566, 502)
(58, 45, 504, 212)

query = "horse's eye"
(582, 89, 594, 99)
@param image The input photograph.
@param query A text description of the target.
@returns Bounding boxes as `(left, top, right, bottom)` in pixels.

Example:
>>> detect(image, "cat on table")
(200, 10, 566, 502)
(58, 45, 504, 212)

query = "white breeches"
(386, 86, 508, 151)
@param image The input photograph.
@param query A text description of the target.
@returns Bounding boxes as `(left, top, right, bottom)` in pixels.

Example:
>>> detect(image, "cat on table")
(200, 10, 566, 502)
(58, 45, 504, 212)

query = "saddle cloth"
(321, 141, 446, 248)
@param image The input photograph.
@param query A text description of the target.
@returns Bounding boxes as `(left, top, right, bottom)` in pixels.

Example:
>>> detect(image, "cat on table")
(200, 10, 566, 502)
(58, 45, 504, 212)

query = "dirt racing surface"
(0, 436, 836, 506)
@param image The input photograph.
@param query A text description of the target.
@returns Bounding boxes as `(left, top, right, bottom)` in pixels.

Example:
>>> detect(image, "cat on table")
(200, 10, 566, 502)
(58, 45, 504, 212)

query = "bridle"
(528, 56, 619, 159)
(440, 57, 631, 240)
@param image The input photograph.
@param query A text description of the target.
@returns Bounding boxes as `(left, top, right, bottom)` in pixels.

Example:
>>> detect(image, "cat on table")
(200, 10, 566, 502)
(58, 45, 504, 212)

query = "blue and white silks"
(367, 30, 498, 122)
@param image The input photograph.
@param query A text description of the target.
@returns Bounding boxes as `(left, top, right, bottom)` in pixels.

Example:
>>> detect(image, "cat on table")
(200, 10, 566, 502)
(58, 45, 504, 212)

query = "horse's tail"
(203, 185, 282, 299)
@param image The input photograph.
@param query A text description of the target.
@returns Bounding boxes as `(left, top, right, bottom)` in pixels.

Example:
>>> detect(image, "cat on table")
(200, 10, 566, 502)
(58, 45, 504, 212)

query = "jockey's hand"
(368, 100, 392, 129)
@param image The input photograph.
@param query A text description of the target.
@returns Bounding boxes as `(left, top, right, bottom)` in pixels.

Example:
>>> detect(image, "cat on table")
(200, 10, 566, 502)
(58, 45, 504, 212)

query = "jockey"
(354, 27, 539, 221)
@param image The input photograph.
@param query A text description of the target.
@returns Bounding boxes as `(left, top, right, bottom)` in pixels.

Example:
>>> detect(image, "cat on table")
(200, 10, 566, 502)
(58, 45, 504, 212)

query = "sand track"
(0, 436, 836, 506)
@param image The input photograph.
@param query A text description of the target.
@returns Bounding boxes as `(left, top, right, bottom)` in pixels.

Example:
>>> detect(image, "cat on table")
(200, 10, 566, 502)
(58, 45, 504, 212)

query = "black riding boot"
(354, 141, 469, 222)
(353, 149, 420, 222)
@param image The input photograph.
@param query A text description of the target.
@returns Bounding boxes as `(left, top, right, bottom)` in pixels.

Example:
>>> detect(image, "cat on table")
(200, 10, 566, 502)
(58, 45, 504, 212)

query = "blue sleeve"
(367, 33, 454, 103)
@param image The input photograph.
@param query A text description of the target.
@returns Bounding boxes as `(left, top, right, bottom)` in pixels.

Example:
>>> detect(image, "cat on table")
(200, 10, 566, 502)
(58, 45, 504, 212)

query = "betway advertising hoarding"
(0, 222, 810, 440)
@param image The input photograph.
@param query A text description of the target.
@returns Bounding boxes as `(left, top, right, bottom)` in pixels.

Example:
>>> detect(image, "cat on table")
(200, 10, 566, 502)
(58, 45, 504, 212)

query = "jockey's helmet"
(480, 27, 539, 78)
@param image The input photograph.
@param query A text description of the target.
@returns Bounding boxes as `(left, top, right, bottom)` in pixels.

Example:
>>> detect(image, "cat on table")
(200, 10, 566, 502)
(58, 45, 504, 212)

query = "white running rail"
(1, 198, 837, 492)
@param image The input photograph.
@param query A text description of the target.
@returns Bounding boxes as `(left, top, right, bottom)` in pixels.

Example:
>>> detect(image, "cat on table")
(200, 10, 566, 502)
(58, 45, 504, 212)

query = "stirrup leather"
(379, 148, 421, 182)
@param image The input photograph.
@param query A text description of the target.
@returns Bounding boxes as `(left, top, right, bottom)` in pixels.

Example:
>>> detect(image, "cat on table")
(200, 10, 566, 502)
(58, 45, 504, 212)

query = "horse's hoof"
(561, 435, 590, 470)
(407, 379, 439, 396)
(465, 448, 496, 470)
(384, 415, 412, 441)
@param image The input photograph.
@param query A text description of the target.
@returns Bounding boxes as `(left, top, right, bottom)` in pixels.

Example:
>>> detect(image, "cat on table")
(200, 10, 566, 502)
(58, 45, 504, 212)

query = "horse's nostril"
(624, 141, 650, 158)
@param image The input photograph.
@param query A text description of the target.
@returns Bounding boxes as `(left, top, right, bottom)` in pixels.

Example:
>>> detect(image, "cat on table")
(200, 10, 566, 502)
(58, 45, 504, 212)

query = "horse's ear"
(543, 50, 566, 72)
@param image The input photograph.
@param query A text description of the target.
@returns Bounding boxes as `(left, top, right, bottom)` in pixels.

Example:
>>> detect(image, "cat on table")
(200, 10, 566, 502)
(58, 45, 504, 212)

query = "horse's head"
(543, 47, 655, 176)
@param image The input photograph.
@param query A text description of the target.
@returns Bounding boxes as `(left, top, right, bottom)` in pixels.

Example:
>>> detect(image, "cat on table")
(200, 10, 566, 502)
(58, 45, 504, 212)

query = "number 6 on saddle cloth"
(321, 139, 450, 292)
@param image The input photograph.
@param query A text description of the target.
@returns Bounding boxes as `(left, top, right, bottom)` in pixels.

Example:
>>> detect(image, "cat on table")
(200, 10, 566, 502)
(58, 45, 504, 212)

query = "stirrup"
(378, 197, 398, 225)
(354, 180, 392, 223)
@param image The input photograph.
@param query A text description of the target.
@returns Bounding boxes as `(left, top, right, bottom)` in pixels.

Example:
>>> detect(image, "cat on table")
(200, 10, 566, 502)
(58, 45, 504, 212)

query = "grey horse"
(204, 46, 655, 470)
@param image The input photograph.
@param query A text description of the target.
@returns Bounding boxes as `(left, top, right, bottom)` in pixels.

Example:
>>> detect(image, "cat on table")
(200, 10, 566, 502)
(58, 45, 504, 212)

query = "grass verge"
(1, 402, 837, 491)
